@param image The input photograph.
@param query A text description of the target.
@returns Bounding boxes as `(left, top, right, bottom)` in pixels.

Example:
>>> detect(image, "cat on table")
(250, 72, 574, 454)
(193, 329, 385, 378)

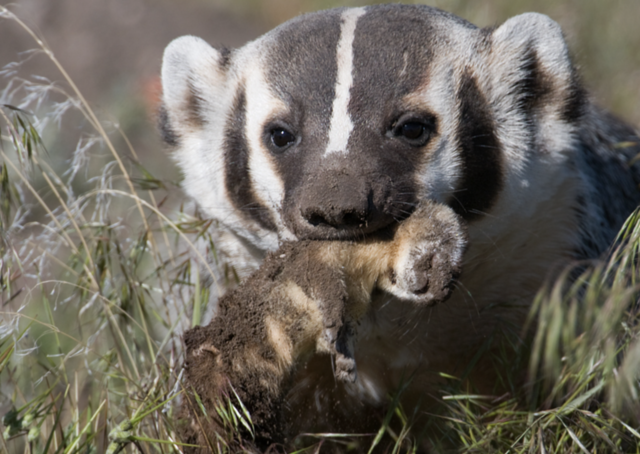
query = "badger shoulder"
(572, 105, 640, 258)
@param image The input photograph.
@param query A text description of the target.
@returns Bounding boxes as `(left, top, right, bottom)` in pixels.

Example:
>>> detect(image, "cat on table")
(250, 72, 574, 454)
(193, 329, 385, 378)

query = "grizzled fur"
(180, 201, 466, 450)
(161, 3, 640, 449)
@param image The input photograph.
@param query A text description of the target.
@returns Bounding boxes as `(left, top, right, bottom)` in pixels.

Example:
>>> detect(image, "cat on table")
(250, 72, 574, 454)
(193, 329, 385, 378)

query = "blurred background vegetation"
(0, 1, 639, 453)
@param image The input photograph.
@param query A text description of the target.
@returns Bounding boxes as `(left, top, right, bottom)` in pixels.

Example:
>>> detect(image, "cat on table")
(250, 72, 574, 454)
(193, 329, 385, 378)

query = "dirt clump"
(179, 200, 467, 452)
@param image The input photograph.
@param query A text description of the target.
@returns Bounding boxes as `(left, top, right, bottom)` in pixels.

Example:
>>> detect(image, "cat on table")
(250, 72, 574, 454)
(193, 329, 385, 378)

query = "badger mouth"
(281, 170, 419, 241)
(295, 218, 396, 241)
(286, 200, 417, 241)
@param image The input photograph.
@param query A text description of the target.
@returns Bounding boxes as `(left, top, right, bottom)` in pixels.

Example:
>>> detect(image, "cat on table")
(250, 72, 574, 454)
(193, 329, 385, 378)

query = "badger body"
(161, 3, 640, 447)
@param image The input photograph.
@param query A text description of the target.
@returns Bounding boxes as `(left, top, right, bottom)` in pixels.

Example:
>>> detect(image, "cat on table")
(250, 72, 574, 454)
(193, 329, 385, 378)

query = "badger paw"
(402, 241, 462, 303)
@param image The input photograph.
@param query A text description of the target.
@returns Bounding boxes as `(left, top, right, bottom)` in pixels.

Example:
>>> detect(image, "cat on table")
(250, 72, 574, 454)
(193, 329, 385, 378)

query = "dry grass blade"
(1, 4, 640, 454)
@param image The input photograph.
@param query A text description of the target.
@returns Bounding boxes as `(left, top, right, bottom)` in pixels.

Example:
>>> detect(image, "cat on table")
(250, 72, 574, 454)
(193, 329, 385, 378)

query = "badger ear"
(487, 13, 584, 122)
(160, 36, 227, 144)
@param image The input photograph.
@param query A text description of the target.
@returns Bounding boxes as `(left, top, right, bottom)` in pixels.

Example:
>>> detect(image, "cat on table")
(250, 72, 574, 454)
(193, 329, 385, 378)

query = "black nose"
(289, 167, 408, 240)
(302, 204, 371, 229)
(298, 167, 374, 230)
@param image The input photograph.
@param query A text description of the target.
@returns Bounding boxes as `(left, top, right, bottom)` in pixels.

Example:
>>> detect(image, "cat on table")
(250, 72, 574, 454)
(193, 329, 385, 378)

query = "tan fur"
(161, 6, 640, 451)
(179, 200, 466, 451)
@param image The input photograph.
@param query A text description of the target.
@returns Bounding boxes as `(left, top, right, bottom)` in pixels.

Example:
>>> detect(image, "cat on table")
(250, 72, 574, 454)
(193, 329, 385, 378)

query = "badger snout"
(287, 170, 416, 240)
(299, 184, 373, 230)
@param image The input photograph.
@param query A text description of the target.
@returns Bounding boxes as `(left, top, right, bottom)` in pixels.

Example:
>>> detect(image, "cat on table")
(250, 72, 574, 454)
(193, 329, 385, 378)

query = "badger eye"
(390, 118, 434, 147)
(400, 122, 425, 140)
(270, 128, 296, 150)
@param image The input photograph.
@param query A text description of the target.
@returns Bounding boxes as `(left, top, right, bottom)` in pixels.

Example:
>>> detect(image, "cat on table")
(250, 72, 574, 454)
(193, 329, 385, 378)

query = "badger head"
(160, 5, 583, 253)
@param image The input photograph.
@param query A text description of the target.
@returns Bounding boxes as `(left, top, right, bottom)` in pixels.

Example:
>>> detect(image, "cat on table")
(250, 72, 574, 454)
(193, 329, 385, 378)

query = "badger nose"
(302, 202, 371, 229)
(299, 180, 373, 229)
(290, 168, 404, 239)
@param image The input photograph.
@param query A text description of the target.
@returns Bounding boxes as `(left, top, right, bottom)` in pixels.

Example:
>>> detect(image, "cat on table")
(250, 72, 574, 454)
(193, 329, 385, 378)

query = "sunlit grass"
(0, 6, 226, 453)
(1, 4, 639, 454)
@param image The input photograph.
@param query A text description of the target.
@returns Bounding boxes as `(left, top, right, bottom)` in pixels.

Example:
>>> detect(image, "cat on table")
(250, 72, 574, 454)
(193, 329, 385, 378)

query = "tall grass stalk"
(1, 6, 639, 454)
(0, 6, 227, 454)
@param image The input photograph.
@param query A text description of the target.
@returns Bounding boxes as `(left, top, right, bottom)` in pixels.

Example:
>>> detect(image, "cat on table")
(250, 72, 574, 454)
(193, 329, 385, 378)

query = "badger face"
(161, 5, 582, 250)
(242, 7, 446, 241)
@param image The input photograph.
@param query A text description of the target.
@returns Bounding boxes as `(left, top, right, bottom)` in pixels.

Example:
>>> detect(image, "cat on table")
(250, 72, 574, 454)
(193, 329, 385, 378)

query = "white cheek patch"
(410, 65, 463, 203)
(324, 7, 366, 156)
(243, 59, 296, 241)
(479, 44, 577, 221)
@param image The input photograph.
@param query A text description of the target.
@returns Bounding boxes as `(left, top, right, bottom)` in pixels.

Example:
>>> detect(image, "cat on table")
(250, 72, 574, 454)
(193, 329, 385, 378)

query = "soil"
(179, 200, 468, 452)
(181, 240, 350, 450)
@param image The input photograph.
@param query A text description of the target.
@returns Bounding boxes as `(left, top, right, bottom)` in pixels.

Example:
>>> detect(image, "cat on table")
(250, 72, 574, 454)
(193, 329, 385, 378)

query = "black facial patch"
(223, 90, 277, 232)
(186, 78, 206, 127)
(513, 46, 553, 115)
(451, 72, 503, 220)
(561, 68, 587, 123)
(157, 103, 179, 146)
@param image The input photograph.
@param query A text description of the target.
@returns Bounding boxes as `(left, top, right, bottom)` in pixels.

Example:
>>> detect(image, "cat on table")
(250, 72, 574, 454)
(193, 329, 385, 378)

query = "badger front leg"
(376, 201, 467, 305)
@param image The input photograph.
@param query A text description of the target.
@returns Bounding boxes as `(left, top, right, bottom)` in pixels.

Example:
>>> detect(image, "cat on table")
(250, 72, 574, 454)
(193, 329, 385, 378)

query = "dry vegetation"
(1, 1, 640, 453)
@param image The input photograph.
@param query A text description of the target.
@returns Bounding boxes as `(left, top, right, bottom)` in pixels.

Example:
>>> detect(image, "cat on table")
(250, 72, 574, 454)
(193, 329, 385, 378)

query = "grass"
(1, 3, 640, 454)
(0, 6, 222, 453)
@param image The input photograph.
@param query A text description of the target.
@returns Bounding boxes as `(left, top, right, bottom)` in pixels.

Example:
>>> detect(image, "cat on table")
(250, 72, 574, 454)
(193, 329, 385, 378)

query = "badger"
(180, 200, 466, 449)
(159, 3, 640, 449)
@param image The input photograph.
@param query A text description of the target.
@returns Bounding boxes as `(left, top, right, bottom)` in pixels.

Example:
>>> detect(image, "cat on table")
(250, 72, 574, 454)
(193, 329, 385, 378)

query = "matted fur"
(180, 201, 466, 450)
(160, 4, 640, 450)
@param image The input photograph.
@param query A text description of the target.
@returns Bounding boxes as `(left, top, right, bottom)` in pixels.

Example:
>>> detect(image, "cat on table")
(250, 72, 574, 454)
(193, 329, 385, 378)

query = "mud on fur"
(161, 3, 640, 452)
(179, 200, 466, 451)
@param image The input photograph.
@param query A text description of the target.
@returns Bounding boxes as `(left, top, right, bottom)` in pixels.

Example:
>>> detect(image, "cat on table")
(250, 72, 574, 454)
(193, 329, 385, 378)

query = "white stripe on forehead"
(324, 7, 366, 156)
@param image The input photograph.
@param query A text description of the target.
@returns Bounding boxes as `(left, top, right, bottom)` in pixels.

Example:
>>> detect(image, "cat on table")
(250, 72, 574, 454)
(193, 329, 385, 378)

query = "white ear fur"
(491, 13, 573, 82)
(161, 35, 226, 130)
